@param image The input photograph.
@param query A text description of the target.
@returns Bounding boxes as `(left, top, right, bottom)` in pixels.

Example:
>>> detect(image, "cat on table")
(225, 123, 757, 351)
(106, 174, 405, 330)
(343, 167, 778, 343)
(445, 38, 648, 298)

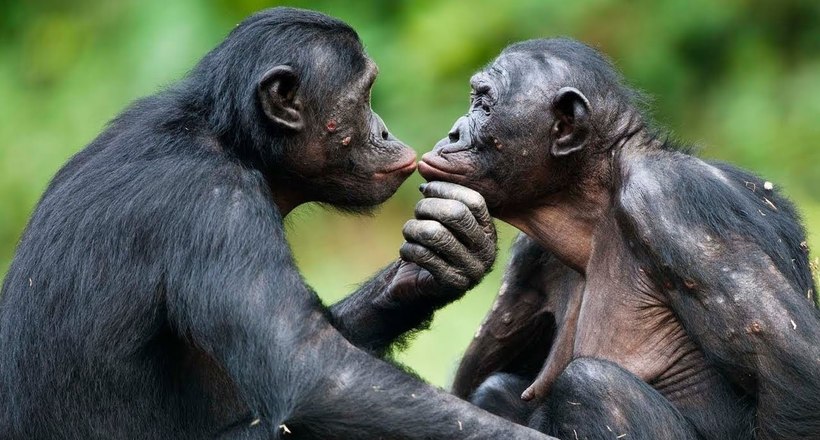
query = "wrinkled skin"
(257, 36, 497, 319)
(396, 182, 497, 298)
(0, 9, 549, 440)
(417, 50, 590, 215)
(332, 181, 498, 354)
(265, 57, 418, 211)
(422, 38, 820, 440)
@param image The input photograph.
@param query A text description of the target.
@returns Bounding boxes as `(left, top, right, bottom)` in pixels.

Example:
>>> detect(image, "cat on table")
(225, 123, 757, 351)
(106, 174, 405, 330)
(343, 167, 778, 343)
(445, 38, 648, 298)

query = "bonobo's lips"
(373, 152, 418, 179)
(418, 152, 466, 183)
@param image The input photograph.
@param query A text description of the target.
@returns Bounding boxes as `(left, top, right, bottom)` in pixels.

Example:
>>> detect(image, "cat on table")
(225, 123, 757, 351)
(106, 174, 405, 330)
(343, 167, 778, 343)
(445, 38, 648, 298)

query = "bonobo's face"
(259, 50, 416, 211)
(419, 51, 588, 215)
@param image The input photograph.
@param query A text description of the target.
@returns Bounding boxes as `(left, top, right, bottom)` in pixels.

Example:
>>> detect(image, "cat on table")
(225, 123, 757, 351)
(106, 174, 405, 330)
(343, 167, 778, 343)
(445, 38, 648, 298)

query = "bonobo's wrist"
(374, 260, 464, 312)
(329, 260, 452, 355)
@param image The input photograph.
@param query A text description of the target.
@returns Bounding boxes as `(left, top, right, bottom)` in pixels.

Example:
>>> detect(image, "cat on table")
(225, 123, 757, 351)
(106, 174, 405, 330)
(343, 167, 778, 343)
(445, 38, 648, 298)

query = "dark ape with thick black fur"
(0, 8, 552, 440)
(421, 38, 820, 440)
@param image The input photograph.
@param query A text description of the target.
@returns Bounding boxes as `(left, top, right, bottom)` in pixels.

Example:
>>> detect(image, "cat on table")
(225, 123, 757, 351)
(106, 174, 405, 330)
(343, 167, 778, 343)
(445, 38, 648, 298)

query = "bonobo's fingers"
(399, 241, 471, 291)
(413, 198, 493, 254)
(402, 181, 497, 293)
(420, 181, 493, 228)
(418, 182, 496, 262)
(402, 219, 485, 280)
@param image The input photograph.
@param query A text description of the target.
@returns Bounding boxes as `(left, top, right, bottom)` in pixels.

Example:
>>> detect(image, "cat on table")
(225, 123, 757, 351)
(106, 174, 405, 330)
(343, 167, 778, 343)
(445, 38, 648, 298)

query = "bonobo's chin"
(325, 202, 380, 216)
(325, 177, 408, 216)
(419, 157, 505, 212)
(320, 192, 386, 216)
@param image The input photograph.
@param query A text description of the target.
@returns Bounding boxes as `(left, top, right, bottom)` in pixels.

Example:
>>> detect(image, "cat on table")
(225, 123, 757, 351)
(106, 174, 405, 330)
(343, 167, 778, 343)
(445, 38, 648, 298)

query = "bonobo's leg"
(533, 358, 699, 440)
(470, 373, 538, 426)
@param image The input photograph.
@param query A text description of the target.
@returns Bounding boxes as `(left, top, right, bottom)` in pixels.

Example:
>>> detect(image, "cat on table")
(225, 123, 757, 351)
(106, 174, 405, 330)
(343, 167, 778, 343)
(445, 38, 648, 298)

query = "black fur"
(0, 8, 550, 440)
(432, 37, 820, 440)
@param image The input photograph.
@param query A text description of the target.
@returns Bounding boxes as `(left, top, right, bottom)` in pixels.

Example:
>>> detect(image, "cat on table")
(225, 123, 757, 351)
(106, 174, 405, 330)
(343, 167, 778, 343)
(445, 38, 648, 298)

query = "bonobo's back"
(0, 90, 237, 438)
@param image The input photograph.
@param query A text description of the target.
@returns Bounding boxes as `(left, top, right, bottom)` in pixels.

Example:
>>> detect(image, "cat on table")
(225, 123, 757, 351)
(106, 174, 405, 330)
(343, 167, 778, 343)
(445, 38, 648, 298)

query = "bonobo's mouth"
(418, 151, 467, 183)
(373, 153, 418, 179)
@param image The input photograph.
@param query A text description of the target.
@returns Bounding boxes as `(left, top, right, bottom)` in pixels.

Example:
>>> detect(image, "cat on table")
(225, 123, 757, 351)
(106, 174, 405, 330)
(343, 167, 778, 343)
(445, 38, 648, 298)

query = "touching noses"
(434, 116, 472, 153)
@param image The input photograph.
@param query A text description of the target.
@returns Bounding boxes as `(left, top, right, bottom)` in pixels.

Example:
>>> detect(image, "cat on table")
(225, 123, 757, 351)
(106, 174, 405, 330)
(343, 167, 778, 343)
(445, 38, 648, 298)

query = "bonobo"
(0, 9, 554, 440)
(420, 38, 820, 440)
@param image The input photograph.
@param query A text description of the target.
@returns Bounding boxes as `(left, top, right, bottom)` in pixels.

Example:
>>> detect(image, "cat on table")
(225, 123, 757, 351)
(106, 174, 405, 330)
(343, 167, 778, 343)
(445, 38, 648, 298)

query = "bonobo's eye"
(470, 84, 493, 116)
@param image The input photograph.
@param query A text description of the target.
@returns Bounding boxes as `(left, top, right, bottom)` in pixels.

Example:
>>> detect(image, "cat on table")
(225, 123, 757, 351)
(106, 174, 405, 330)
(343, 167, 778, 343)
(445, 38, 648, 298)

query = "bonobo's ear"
(257, 65, 304, 131)
(549, 87, 591, 157)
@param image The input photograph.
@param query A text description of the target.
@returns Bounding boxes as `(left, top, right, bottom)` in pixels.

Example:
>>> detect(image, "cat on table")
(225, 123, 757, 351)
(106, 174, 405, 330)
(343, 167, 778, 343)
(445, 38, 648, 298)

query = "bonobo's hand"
(378, 181, 497, 308)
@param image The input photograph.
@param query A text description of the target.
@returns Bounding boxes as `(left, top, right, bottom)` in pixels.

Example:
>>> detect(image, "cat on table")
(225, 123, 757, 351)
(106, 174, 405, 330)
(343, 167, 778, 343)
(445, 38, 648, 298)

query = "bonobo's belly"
(574, 281, 721, 407)
(574, 242, 748, 436)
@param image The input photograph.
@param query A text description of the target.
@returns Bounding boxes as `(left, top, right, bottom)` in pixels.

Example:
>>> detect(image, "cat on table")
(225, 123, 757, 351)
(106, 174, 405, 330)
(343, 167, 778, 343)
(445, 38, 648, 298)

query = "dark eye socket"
(470, 86, 493, 115)
(474, 84, 492, 95)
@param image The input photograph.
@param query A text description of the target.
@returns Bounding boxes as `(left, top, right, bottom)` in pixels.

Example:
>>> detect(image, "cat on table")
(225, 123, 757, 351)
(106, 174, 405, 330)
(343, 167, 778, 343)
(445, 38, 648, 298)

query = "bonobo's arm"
(618, 158, 820, 440)
(452, 234, 585, 399)
(168, 172, 552, 439)
(452, 235, 557, 398)
(330, 182, 497, 355)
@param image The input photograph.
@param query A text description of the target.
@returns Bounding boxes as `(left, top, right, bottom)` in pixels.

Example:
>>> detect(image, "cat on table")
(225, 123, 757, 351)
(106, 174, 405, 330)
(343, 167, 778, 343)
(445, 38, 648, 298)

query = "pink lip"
(418, 152, 465, 182)
(374, 154, 418, 178)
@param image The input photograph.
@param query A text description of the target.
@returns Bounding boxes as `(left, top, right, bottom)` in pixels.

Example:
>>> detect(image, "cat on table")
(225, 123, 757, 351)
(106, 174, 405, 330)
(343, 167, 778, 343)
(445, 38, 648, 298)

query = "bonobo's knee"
(470, 373, 536, 425)
(536, 357, 698, 439)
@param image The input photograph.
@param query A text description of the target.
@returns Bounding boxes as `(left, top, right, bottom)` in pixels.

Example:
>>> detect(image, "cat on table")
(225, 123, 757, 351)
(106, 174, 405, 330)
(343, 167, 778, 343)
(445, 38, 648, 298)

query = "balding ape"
(420, 38, 820, 440)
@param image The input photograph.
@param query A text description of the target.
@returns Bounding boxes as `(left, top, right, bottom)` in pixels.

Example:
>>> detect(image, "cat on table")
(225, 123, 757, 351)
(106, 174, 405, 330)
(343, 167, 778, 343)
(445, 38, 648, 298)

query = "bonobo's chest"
(573, 221, 720, 404)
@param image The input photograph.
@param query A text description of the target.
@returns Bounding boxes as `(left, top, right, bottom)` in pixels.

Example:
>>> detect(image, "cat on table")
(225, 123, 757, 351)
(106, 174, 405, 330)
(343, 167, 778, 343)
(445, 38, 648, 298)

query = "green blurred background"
(1, 0, 818, 388)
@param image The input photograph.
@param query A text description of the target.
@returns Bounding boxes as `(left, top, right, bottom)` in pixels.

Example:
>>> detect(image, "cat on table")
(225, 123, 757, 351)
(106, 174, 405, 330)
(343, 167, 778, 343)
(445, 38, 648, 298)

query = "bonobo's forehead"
(361, 58, 378, 87)
(309, 42, 373, 90)
(330, 55, 377, 106)
(473, 51, 569, 97)
(344, 56, 378, 94)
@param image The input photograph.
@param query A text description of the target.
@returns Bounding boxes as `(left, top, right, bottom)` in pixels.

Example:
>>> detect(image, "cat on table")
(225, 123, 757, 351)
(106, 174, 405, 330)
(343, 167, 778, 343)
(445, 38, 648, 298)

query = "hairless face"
(263, 51, 418, 212)
(419, 39, 635, 217)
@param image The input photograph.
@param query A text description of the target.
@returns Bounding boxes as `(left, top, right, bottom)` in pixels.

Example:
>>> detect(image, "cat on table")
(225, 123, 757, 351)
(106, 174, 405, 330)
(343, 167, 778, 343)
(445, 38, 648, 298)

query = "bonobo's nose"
(433, 116, 472, 153)
(371, 112, 393, 141)
(447, 120, 462, 143)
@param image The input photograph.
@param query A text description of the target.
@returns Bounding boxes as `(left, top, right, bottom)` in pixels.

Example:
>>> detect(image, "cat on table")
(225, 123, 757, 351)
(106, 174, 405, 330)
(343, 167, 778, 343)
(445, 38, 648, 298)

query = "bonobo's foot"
(379, 181, 497, 307)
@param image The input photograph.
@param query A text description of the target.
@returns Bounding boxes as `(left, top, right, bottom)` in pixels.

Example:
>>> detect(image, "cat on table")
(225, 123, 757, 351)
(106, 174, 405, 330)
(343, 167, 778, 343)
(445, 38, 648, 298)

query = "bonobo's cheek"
(418, 150, 507, 209)
(348, 141, 417, 205)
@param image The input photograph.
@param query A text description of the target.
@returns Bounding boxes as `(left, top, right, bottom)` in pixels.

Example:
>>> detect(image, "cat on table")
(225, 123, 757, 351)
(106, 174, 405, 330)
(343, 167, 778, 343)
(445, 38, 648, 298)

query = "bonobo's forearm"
(330, 260, 452, 356)
(331, 182, 497, 356)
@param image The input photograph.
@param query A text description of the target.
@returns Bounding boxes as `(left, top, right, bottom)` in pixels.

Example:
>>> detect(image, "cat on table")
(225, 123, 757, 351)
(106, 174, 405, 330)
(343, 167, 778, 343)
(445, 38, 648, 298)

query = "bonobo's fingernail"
(520, 389, 533, 401)
(419, 183, 427, 193)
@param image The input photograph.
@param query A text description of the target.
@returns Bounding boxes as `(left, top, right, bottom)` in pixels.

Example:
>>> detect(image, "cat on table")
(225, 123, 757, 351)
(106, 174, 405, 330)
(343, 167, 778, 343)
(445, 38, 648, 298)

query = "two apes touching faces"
(1, 7, 819, 440)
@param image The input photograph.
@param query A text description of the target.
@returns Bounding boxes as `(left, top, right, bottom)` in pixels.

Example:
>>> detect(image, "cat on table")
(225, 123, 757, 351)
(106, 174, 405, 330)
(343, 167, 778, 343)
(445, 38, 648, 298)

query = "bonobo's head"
(419, 38, 642, 216)
(193, 8, 416, 213)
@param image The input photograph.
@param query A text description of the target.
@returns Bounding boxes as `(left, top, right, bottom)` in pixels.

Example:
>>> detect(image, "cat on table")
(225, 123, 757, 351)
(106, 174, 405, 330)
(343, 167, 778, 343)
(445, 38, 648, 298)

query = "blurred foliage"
(0, 0, 818, 387)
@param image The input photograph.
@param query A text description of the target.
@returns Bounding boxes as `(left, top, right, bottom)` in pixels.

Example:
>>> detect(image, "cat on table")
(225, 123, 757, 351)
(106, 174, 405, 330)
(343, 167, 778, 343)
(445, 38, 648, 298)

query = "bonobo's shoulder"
(614, 148, 813, 293)
(615, 149, 720, 224)
(615, 148, 802, 233)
